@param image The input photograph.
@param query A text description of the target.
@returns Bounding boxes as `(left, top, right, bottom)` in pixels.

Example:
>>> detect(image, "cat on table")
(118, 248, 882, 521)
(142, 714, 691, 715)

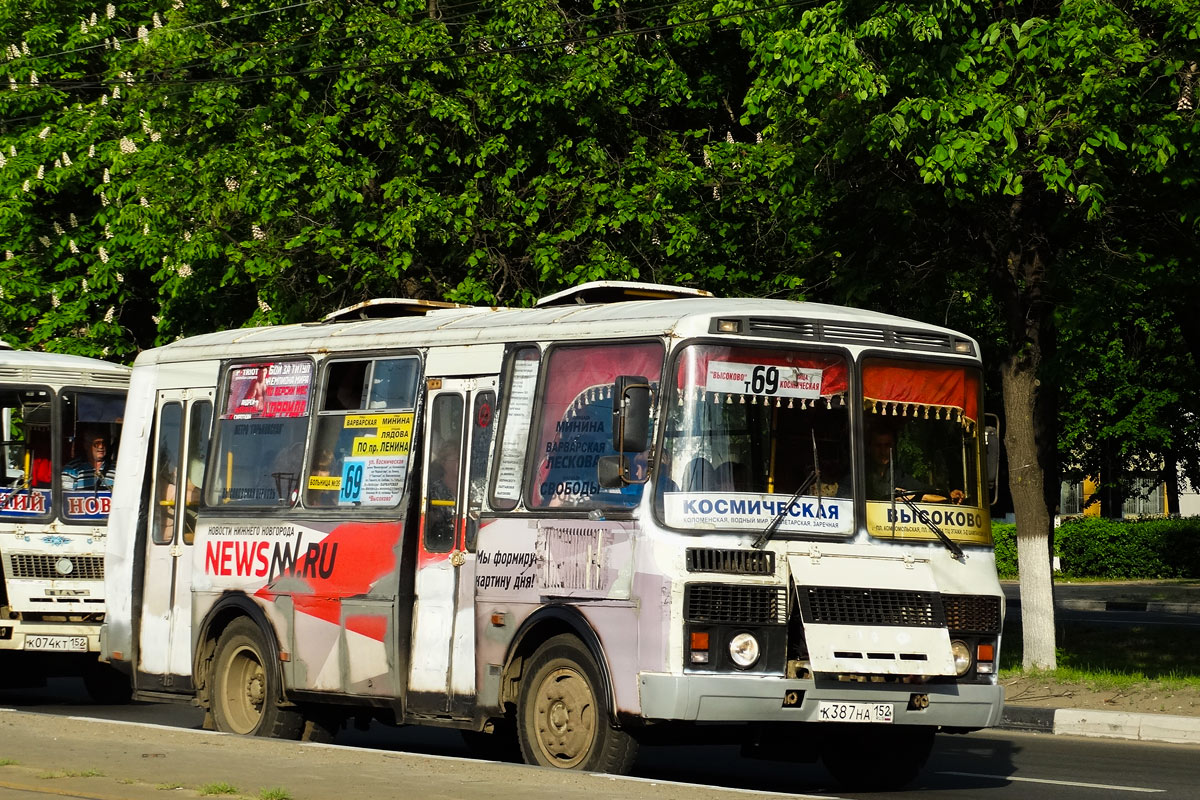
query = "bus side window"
(465, 391, 495, 552)
(489, 346, 539, 512)
(182, 401, 212, 544)
(305, 356, 419, 509)
(1, 390, 52, 495)
(152, 403, 183, 545)
(529, 341, 664, 510)
(424, 393, 464, 553)
(208, 360, 314, 508)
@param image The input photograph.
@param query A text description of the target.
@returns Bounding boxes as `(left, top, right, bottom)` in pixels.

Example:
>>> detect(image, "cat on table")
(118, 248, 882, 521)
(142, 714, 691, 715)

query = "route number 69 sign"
(706, 362, 823, 399)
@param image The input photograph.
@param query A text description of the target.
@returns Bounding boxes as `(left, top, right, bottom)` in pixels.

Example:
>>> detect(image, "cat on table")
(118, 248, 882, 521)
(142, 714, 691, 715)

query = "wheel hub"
(533, 667, 597, 767)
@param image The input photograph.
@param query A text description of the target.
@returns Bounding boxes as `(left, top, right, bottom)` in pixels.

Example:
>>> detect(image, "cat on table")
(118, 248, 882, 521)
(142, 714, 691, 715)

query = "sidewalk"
(0, 711, 768, 800)
(998, 579, 1200, 745)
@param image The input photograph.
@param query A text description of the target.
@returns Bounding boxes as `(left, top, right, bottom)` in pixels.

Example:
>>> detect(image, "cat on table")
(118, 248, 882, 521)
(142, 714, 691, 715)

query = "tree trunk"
(992, 202, 1057, 672)
(1001, 358, 1057, 670)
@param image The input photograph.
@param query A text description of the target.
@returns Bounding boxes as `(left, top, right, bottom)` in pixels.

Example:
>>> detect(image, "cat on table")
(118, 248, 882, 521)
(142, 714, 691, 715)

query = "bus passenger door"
(137, 389, 213, 690)
(408, 376, 496, 717)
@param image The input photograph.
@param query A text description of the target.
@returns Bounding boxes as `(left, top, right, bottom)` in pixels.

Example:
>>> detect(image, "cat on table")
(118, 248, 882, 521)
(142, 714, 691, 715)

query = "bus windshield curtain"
(677, 346, 849, 406)
(862, 362, 980, 430)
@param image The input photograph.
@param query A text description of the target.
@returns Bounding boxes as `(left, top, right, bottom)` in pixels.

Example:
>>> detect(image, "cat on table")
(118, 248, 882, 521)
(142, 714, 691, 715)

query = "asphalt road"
(1, 679, 1197, 799)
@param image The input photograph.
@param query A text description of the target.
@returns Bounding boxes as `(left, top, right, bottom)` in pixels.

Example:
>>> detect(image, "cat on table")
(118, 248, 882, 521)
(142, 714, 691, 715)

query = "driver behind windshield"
(848, 423, 965, 504)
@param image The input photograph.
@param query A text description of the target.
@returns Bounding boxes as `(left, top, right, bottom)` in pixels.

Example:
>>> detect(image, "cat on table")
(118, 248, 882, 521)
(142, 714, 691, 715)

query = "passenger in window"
(308, 446, 339, 507)
(62, 429, 116, 490)
(682, 457, 718, 492)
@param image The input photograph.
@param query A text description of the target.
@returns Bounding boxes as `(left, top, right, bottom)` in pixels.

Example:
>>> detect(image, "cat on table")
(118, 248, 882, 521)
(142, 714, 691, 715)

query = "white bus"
(1, 341, 131, 700)
(103, 283, 1003, 790)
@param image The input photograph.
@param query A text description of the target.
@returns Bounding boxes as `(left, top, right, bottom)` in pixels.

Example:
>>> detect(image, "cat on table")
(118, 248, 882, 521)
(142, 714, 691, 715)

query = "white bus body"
(104, 286, 1004, 789)
(0, 346, 130, 699)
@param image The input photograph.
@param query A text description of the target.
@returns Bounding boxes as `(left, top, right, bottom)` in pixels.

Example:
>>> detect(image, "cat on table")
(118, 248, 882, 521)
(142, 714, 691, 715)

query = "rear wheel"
(517, 634, 637, 773)
(821, 725, 935, 791)
(210, 618, 302, 738)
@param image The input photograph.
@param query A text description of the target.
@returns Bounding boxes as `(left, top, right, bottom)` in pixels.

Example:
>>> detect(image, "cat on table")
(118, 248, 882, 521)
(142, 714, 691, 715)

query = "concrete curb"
(1005, 598, 1200, 615)
(1000, 705, 1200, 745)
(1056, 599, 1200, 615)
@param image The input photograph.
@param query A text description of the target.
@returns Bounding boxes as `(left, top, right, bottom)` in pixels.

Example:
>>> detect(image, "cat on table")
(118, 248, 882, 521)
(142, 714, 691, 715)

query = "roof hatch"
(535, 281, 715, 307)
(322, 297, 471, 322)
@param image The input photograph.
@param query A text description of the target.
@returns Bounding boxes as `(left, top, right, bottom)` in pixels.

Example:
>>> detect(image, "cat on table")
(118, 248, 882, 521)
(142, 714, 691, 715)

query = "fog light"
(950, 640, 972, 676)
(729, 633, 760, 668)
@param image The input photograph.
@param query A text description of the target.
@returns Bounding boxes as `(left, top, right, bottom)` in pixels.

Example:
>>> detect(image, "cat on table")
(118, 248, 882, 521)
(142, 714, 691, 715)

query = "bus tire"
(210, 617, 303, 739)
(516, 634, 637, 773)
(820, 724, 935, 791)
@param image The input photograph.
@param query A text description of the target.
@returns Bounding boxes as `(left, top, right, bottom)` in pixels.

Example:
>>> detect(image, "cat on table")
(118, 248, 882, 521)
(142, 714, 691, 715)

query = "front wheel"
(821, 725, 935, 791)
(210, 618, 303, 739)
(517, 634, 637, 773)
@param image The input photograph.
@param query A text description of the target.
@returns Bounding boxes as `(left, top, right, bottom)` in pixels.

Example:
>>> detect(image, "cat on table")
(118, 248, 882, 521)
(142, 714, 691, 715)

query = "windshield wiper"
(893, 490, 965, 561)
(753, 431, 821, 550)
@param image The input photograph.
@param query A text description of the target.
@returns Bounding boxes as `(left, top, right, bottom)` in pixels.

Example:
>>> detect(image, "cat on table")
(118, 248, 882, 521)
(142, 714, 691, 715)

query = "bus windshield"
(860, 357, 989, 544)
(657, 344, 854, 535)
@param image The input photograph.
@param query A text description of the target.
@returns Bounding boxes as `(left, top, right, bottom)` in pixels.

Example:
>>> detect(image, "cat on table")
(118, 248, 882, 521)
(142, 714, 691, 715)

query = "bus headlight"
(729, 632, 760, 668)
(951, 640, 972, 675)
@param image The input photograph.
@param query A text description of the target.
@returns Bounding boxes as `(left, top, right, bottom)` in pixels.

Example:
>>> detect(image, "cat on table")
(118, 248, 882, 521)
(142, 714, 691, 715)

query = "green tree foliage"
(730, 0, 1199, 667)
(2, 0, 814, 352)
(3, 1, 1199, 670)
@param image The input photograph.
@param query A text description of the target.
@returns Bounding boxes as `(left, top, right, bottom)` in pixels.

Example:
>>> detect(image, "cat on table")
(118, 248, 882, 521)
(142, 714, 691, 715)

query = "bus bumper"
(638, 673, 1005, 729)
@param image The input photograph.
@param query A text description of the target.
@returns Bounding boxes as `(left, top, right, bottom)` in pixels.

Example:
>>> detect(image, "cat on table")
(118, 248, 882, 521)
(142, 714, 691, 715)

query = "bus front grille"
(8, 555, 104, 580)
(685, 584, 787, 624)
(799, 586, 945, 628)
(686, 548, 775, 576)
(941, 594, 1002, 634)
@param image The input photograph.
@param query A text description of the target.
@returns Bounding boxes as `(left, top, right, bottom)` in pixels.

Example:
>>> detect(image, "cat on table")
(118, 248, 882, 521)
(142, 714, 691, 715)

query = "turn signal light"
(976, 643, 995, 662)
(689, 631, 711, 664)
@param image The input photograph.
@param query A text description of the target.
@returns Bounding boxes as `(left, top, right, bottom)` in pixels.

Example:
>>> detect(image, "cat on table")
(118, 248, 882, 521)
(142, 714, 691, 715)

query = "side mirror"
(984, 413, 1001, 505)
(611, 376, 652, 453)
(597, 455, 629, 488)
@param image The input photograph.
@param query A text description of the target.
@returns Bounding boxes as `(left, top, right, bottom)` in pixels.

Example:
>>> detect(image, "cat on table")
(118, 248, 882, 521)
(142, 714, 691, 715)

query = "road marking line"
(590, 772, 843, 799)
(939, 771, 1165, 793)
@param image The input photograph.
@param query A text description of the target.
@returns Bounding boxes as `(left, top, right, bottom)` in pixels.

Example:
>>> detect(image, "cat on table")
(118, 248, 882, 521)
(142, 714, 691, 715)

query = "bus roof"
(133, 295, 979, 366)
(0, 348, 131, 388)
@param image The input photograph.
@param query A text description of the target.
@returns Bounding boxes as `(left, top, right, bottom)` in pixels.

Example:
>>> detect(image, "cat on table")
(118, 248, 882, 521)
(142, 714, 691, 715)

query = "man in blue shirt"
(62, 430, 116, 490)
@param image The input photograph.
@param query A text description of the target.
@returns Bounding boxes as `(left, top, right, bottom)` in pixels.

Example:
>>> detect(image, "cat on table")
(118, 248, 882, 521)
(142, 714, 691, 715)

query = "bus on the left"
(0, 340, 130, 701)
